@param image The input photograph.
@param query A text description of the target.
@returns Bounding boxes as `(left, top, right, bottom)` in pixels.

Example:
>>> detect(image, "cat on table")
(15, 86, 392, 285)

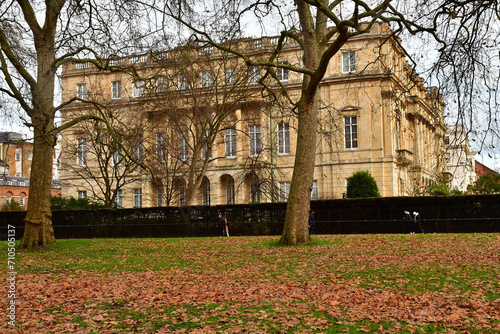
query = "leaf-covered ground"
(1, 234, 499, 333)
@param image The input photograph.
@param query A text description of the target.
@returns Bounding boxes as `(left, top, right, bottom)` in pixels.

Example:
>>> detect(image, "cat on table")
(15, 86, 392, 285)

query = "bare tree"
(61, 108, 145, 209)
(140, 43, 260, 206)
(0, 1, 170, 248)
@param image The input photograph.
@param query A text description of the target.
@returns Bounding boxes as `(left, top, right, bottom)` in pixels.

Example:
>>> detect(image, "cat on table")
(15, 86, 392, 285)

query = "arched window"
(201, 177, 210, 205)
(225, 176, 235, 204)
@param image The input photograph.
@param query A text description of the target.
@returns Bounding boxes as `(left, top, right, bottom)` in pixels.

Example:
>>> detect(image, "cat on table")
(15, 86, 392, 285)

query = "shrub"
(468, 173, 500, 194)
(346, 170, 380, 198)
(1, 200, 23, 212)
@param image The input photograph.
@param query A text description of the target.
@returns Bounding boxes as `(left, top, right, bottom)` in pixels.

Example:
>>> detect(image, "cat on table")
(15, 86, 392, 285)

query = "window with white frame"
(113, 151, 122, 166)
(134, 142, 144, 162)
(115, 190, 123, 207)
(156, 76, 168, 93)
(77, 190, 87, 199)
(344, 116, 358, 149)
(249, 125, 261, 157)
(157, 187, 164, 207)
(156, 133, 166, 163)
(253, 39, 262, 49)
(446, 152, 451, 162)
(15, 148, 21, 161)
(225, 128, 237, 158)
(342, 51, 356, 73)
(278, 122, 290, 154)
(276, 63, 289, 81)
(179, 181, 186, 206)
(201, 70, 213, 88)
(111, 80, 121, 99)
(248, 66, 260, 83)
(279, 182, 290, 202)
(77, 83, 87, 100)
(201, 129, 211, 160)
(19, 195, 25, 206)
(133, 188, 142, 208)
(178, 75, 188, 90)
(225, 68, 235, 85)
(77, 138, 87, 166)
(132, 80, 143, 97)
(226, 177, 235, 204)
(311, 180, 318, 200)
(19, 181, 25, 187)
(178, 131, 189, 161)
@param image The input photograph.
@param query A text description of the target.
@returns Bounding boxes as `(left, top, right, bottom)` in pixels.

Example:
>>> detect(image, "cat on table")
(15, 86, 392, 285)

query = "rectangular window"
(178, 131, 189, 161)
(156, 133, 165, 163)
(201, 129, 211, 160)
(225, 68, 235, 85)
(278, 122, 290, 155)
(277, 64, 289, 81)
(132, 80, 143, 97)
(342, 51, 356, 73)
(249, 125, 261, 157)
(201, 70, 213, 88)
(113, 151, 122, 166)
(112, 80, 121, 99)
(344, 116, 358, 149)
(178, 75, 188, 90)
(15, 148, 22, 161)
(248, 66, 260, 83)
(179, 183, 186, 206)
(19, 181, 25, 187)
(311, 180, 318, 200)
(225, 128, 237, 158)
(133, 188, 142, 208)
(156, 76, 168, 93)
(19, 196, 25, 206)
(279, 182, 290, 202)
(77, 138, 87, 166)
(134, 142, 143, 162)
(445, 136, 450, 145)
(115, 190, 123, 207)
(253, 39, 262, 49)
(77, 83, 87, 100)
(77, 190, 87, 199)
(446, 152, 451, 163)
(157, 187, 164, 207)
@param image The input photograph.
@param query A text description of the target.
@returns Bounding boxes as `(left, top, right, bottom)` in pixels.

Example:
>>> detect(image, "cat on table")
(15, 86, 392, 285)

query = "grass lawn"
(1, 234, 499, 333)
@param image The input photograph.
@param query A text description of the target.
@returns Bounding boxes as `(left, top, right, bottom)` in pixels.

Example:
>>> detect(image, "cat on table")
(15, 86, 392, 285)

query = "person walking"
(404, 210, 414, 234)
(413, 211, 424, 233)
(217, 214, 226, 237)
(309, 210, 316, 235)
(224, 215, 230, 237)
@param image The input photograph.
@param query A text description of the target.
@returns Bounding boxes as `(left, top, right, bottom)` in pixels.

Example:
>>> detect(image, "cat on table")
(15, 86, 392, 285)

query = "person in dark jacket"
(413, 211, 424, 233)
(217, 214, 226, 237)
(309, 210, 316, 235)
(404, 210, 414, 234)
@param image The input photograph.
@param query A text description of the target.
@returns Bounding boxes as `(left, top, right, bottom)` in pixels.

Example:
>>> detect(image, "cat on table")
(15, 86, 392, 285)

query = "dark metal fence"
(1, 195, 499, 239)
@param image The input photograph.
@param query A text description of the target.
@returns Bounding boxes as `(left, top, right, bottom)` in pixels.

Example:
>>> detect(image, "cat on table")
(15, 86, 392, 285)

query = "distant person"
(309, 210, 316, 235)
(224, 215, 229, 237)
(413, 211, 424, 233)
(217, 214, 226, 237)
(404, 210, 414, 234)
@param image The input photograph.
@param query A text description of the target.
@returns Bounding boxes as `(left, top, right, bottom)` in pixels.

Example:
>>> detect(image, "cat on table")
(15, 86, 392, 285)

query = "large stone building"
(59, 22, 446, 208)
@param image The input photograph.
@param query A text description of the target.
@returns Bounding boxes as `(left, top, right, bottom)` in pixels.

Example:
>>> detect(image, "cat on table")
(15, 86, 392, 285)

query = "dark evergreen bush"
(346, 170, 380, 198)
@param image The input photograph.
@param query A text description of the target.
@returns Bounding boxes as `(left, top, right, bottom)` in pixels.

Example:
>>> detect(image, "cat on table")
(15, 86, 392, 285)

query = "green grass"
(3, 234, 500, 333)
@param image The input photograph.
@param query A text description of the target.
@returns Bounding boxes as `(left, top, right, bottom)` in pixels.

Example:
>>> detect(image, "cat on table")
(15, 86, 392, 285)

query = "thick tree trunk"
(279, 98, 318, 245)
(19, 126, 56, 248)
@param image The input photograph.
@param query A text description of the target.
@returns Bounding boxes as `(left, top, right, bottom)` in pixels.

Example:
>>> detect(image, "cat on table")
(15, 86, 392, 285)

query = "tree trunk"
(279, 98, 318, 245)
(19, 126, 56, 248)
